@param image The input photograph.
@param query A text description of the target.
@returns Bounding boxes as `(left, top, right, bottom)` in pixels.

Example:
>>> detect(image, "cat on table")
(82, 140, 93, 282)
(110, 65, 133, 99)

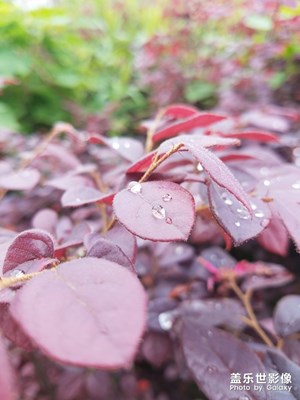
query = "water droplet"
(175, 245, 184, 255)
(264, 180, 271, 186)
(254, 210, 264, 218)
(236, 207, 251, 220)
(124, 142, 130, 149)
(207, 330, 213, 337)
(166, 217, 173, 224)
(158, 311, 176, 331)
(251, 203, 257, 210)
(235, 221, 241, 227)
(128, 181, 142, 194)
(162, 193, 172, 202)
(10, 269, 25, 278)
(152, 204, 166, 219)
(261, 219, 269, 228)
(260, 167, 269, 176)
(197, 162, 203, 172)
(75, 197, 81, 203)
(221, 192, 233, 205)
(206, 365, 217, 374)
(292, 181, 300, 189)
(112, 141, 120, 150)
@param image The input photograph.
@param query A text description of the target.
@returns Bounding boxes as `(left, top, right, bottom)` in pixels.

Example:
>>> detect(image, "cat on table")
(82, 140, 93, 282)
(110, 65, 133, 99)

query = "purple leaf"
(141, 332, 172, 367)
(11, 257, 146, 369)
(105, 222, 137, 263)
(0, 168, 40, 190)
(0, 333, 18, 400)
(208, 182, 270, 244)
(3, 229, 55, 274)
(242, 263, 293, 291)
(32, 208, 58, 233)
(180, 298, 246, 331)
(61, 186, 108, 207)
(182, 321, 270, 400)
(274, 295, 300, 337)
(113, 181, 195, 241)
(87, 238, 135, 272)
(264, 350, 300, 399)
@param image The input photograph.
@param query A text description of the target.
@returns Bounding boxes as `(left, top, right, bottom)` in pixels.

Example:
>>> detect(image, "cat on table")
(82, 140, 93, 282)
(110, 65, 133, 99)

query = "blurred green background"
(0, 0, 299, 134)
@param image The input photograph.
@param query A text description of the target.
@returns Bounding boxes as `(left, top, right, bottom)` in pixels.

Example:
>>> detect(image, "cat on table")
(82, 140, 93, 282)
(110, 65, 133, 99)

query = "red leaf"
(258, 218, 289, 256)
(3, 229, 54, 274)
(152, 113, 226, 143)
(222, 131, 279, 143)
(0, 333, 18, 400)
(11, 258, 146, 369)
(163, 104, 198, 119)
(126, 151, 156, 174)
(113, 181, 195, 241)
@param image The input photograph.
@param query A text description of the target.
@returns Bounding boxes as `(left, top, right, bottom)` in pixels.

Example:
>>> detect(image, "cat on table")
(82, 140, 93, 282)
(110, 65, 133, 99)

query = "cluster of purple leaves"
(1, 102, 300, 399)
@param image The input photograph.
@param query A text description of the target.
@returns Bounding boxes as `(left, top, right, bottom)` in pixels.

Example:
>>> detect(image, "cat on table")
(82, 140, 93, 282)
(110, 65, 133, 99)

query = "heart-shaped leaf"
(113, 181, 195, 241)
(11, 257, 146, 369)
(274, 295, 300, 337)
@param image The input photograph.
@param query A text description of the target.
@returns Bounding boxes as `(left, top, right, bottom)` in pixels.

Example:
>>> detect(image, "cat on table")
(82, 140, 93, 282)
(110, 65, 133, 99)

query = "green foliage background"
(0, 0, 166, 132)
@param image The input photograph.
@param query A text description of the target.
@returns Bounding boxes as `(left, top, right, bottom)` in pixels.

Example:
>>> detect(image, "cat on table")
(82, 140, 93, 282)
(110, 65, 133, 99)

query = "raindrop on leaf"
(152, 204, 166, 219)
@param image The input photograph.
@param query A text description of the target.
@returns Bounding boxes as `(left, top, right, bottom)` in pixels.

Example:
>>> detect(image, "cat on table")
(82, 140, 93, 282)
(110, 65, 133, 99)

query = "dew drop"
(292, 181, 300, 190)
(236, 207, 251, 220)
(207, 330, 213, 337)
(162, 193, 172, 202)
(261, 219, 269, 228)
(175, 245, 184, 255)
(166, 217, 173, 224)
(75, 197, 81, 203)
(221, 192, 233, 205)
(124, 142, 131, 149)
(152, 203, 166, 219)
(254, 210, 264, 218)
(251, 203, 257, 210)
(263, 180, 271, 186)
(158, 311, 176, 331)
(206, 365, 217, 374)
(128, 181, 142, 194)
(111, 141, 120, 150)
(10, 269, 25, 278)
(197, 162, 203, 172)
(235, 221, 241, 227)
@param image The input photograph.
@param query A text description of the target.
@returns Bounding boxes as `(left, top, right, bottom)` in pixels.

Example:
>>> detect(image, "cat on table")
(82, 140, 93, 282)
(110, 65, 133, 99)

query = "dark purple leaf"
(3, 229, 55, 274)
(274, 295, 300, 337)
(87, 238, 135, 271)
(180, 298, 246, 331)
(208, 182, 270, 244)
(105, 222, 137, 263)
(141, 332, 172, 367)
(264, 350, 300, 399)
(182, 321, 270, 400)
(11, 257, 146, 369)
(113, 181, 195, 241)
(242, 263, 294, 291)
